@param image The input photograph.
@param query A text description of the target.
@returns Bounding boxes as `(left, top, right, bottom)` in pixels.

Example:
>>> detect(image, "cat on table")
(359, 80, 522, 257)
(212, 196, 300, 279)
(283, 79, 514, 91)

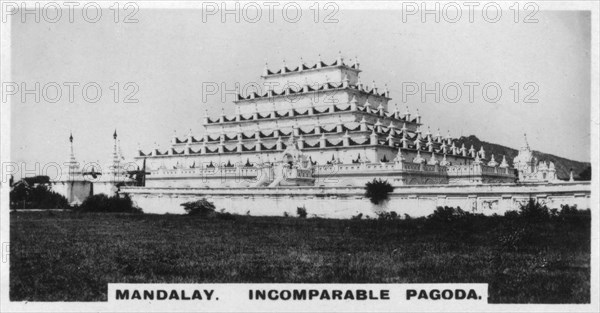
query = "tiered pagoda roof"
(234, 79, 389, 102)
(261, 54, 360, 77)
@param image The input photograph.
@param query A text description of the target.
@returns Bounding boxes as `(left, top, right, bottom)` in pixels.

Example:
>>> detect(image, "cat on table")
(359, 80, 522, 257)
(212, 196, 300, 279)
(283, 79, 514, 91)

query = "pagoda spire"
(394, 147, 405, 163)
(110, 129, 121, 174)
(67, 132, 78, 166)
(523, 133, 530, 150)
(499, 155, 509, 168)
(428, 152, 438, 165)
(440, 153, 449, 166)
(488, 154, 498, 167)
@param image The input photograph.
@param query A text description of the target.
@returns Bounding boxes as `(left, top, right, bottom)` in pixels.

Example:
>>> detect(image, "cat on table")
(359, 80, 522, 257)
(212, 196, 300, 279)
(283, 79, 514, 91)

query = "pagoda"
(137, 54, 515, 188)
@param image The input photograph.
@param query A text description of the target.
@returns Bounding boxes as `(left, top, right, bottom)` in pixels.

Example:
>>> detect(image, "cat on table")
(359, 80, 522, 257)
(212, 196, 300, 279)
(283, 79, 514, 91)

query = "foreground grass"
(10, 211, 590, 303)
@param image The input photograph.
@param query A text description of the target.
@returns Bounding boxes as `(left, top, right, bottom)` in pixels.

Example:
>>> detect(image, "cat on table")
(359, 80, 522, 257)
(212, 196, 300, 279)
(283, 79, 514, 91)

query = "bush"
(351, 213, 363, 220)
(297, 206, 308, 218)
(504, 210, 520, 219)
(364, 178, 394, 204)
(376, 211, 399, 220)
(180, 198, 215, 217)
(428, 206, 467, 222)
(10, 183, 70, 210)
(217, 212, 236, 221)
(557, 204, 590, 226)
(79, 194, 142, 213)
(519, 198, 550, 222)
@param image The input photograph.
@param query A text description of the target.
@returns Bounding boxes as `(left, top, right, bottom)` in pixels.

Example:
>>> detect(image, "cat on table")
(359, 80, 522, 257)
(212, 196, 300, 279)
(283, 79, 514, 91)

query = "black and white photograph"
(0, 1, 598, 312)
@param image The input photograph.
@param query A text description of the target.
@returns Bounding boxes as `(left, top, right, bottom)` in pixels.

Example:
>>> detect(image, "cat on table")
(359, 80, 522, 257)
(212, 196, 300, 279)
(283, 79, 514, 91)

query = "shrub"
(519, 198, 550, 222)
(79, 194, 142, 213)
(364, 178, 394, 204)
(428, 206, 467, 222)
(504, 210, 520, 219)
(376, 211, 399, 220)
(297, 206, 308, 218)
(557, 204, 590, 226)
(217, 212, 236, 221)
(180, 198, 215, 216)
(351, 213, 363, 220)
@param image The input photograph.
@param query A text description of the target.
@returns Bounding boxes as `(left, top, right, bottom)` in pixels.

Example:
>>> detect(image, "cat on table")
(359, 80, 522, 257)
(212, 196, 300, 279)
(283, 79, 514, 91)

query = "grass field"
(10, 211, 590, 303)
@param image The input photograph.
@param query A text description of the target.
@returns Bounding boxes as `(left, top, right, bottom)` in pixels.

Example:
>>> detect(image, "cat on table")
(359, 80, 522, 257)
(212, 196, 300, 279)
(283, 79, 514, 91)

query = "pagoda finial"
(488, 154, 498, 167)
(440, 153, 449, 166)
(113, 129, 117, 140)
(569, 169, 574, 182)
(287, 130, 296, 147)
(69, 132, 73, 143)
(263, 61, 269, 75)
(394, 147, 405, 163)
(428, 152, 438, 165)
(354, 56, 359, 69)
(499, 155, 509, 168)
(523, 133, 530, 150)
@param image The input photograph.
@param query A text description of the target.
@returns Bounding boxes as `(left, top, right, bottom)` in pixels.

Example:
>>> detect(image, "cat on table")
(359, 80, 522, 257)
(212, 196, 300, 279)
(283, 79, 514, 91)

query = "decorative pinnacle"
(113, 129, 117, 140)
(523, 133, 530, 149)
(69, 132, 73, 143)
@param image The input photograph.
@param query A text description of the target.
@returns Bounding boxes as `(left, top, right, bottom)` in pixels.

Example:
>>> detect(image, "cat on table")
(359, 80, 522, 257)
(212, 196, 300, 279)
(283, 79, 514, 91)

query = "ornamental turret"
(488, 154, 498, 167)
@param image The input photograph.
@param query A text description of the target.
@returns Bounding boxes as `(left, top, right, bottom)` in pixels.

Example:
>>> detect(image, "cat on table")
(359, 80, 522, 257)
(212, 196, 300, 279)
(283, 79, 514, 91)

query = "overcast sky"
(9, 6, 592, 173)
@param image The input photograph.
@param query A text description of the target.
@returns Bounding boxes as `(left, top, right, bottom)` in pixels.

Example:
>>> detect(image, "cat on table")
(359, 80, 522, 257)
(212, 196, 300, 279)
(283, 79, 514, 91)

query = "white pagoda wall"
(51, 181, 91, 205)
(236, 89, 389, 115)
(141, 147, 474, 175)
(122, 182, 591, 218)
(261, 66, 360, 93)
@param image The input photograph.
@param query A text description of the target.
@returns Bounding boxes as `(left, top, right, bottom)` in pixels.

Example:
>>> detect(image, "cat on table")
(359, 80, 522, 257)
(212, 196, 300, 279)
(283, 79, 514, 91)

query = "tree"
(364, 179, 394, 204)
(577, 165, 591, 181)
